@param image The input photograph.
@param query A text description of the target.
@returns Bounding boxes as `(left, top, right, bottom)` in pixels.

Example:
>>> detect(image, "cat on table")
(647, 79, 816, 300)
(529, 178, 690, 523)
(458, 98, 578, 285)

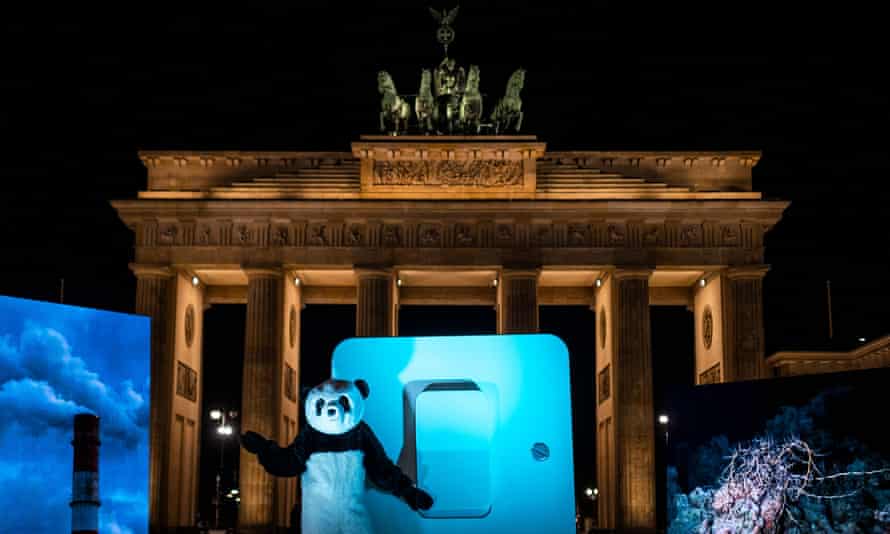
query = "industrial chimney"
(71, 413, 100, 534)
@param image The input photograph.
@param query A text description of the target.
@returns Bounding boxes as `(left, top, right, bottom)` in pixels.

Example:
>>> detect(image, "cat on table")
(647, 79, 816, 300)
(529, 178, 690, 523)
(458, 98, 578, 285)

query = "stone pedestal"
(355, 268, 398, 337)
(497, 269, 540, 334)
(595, 269, 655, 532)
(239, 268, 286, 532)
(722, 266, 769, 381)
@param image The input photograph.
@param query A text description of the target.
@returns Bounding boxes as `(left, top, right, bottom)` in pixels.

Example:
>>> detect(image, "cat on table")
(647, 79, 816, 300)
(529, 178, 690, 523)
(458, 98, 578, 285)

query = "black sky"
(1, 1, 888, 525)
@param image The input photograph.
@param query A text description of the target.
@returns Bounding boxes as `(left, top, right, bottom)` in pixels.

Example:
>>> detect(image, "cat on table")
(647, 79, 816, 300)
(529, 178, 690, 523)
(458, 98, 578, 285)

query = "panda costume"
(240, 378, 434, 534)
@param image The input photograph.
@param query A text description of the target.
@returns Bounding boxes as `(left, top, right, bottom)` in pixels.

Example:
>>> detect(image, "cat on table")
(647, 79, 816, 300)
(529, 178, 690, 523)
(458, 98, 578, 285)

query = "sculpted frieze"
(373, 159, 523, 187)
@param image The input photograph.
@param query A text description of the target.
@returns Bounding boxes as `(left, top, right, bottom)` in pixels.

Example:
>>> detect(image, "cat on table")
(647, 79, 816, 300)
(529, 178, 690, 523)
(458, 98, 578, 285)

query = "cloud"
(0, 323, 147, 449)
(0, 379, 91, 436)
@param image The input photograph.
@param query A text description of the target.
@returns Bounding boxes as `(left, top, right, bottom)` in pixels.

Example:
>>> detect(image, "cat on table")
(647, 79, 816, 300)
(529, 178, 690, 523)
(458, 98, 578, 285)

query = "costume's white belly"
(301, 450, 373, 534)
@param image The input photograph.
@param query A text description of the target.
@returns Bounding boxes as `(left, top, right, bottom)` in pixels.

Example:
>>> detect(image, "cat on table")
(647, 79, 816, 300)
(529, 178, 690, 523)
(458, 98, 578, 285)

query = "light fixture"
(698, 278, 707, 288)
(595, 278, 602, 288)
(231, 489, 239, 495)
(492, 278, 499, 287)
(235, 497, 240, 503)
(593, 488, 599, 495)
(858, 337, 867, 343)
(210, 409, 222, 421)
(397, 278, 402, 287)
(191, 275, 200, 287)
(218, 424, 233, 436)
(658, 414, 669, 425)
(585, 488, 594, 497)
(294, 277, 301, 287)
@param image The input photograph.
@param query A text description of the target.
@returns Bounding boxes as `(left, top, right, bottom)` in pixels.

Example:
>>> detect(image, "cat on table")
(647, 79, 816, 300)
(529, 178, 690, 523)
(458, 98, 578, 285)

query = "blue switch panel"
(332, 334, 575, 534)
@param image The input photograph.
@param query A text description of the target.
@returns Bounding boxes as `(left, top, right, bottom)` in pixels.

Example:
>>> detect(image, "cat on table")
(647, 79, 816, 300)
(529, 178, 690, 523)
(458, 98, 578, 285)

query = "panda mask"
(304, 378, 369, 435)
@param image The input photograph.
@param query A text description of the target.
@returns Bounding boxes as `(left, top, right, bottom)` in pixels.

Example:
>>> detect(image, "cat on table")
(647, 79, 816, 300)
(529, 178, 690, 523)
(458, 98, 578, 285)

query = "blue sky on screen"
(0, 295, 150, 533)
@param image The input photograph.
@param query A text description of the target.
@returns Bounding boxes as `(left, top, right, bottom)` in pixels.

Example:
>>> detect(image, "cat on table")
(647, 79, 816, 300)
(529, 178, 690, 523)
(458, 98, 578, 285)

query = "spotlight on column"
(658, 414, 670, 425)
(698, 278, 707, 288)
(294, 277, 301, 287)
(71, 413, 100, 534)
(492, 278, 498, 287)
(191, 275, 200, 287)
(594, 278, 603, 288)
(210, 409, 222, 421)
(397, 278, 402, 287)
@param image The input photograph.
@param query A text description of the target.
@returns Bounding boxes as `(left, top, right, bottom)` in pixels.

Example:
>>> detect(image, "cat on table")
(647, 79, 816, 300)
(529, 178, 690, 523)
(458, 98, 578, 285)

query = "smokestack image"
(71, 413, 100, 534)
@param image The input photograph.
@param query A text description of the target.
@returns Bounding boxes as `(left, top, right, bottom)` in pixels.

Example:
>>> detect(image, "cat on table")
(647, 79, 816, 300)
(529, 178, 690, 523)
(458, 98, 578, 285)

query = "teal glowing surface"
(332, 334, 575, 533)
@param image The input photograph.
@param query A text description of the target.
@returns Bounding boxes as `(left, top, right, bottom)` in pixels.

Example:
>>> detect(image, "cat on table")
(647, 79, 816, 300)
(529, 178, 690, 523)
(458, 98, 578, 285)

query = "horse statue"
(459, 65, 483, 134)
(378, 70, 411, 135)
(490, 68, 526, 134)
(415, 69, 435, 134)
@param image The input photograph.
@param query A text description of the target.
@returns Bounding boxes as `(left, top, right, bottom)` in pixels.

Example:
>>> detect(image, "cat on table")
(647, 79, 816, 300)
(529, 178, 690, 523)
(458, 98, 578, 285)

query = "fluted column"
(131, 263, 175, 534)
(595, 269, 655, 532)
(497, 268, 540, 334)
(355, 268, 397, 337)
(722, 265, 769, 381)
(239, 268, 285, 533)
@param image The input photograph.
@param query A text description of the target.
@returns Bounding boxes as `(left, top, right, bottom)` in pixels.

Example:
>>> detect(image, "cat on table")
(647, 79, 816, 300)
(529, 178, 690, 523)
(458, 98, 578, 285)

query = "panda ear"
(355, 379, 370, 399)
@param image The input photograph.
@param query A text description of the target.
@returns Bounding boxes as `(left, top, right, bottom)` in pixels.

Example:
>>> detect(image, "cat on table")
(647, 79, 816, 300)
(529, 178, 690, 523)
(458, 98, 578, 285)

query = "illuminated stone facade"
(113, 135, 788, 533)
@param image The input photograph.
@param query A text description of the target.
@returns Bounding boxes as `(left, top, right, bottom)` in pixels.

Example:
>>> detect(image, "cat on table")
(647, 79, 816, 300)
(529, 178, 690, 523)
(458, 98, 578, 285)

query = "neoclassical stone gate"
(112, 135, 788, 533)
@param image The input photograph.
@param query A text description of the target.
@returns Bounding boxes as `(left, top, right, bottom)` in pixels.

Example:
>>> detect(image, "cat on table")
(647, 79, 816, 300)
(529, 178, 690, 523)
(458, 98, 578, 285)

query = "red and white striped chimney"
(71, 413, 100, 534)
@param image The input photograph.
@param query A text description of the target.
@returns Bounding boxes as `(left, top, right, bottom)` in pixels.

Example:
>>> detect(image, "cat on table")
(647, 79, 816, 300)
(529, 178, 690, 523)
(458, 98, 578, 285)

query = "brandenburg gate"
(113, 134, 787, 532)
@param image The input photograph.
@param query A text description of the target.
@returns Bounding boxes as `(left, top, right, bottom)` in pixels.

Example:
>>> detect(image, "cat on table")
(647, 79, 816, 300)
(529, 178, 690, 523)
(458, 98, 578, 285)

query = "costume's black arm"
(360, 423, 414, 496)
(254, 432, 309, 477)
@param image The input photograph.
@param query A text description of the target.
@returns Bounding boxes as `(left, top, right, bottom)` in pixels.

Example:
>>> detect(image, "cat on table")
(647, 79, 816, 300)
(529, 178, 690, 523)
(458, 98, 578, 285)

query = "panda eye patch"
(338, 395, 351, 413)
(315, 398, 325, 416)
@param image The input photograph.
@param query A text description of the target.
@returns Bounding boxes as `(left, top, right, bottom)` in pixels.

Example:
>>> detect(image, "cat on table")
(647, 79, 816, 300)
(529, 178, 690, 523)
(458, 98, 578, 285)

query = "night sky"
(1, 1, 888, 527)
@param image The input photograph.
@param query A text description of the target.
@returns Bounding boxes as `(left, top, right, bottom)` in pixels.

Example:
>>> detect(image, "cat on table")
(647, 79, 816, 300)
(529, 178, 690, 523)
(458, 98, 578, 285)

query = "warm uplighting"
(658, 414, 669, 425)
(492, 278, 499, 287)
(191, 275, 200, 287)
(294, 277, 301, 286)
(698, 278, 707, 288)
(397, 278, 403, 287)
(594, 278, 602, 288)
(210, 409, 222, 421)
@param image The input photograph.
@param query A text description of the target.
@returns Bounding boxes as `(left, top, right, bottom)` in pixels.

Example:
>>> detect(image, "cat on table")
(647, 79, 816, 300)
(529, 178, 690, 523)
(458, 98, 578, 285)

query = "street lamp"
(210, 408, 238, 529)
(658, 414, 670, 446)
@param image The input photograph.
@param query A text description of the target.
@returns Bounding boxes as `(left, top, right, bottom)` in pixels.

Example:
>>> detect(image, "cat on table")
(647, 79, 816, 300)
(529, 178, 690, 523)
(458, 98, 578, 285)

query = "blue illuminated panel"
(332, 334, 575, 534)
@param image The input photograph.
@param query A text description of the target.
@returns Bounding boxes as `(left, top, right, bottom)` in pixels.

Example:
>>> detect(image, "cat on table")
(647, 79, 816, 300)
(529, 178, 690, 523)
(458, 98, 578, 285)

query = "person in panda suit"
(240, 378, 434, 534)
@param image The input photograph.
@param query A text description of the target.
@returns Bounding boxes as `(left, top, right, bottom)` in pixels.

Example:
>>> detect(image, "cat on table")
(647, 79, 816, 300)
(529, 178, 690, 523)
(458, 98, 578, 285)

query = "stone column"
(131, 263, 175, 534)
(595, 269, 655, 532)
(355, 268, 398, 337)
(276, 271, 301, 530)
(721, 266, 769, 382)
(239, 268, 286, 533)
(497, 268, 540, 334)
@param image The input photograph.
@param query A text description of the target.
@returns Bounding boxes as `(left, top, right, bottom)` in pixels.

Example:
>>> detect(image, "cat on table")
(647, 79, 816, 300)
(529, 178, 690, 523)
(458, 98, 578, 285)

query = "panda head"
(304, 378, 369, 435)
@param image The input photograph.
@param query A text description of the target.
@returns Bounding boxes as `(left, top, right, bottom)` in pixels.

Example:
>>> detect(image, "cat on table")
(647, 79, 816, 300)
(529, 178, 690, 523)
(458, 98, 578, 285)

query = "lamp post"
(658, 414, 670, 446)
(210, 408, 238, 529)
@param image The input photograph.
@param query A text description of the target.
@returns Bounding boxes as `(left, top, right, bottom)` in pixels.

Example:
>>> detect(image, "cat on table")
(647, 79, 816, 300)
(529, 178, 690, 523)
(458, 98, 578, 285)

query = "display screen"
(664, 368, 890, 533)
(333, 334, 576, 533)
(0, 295, 150, 533)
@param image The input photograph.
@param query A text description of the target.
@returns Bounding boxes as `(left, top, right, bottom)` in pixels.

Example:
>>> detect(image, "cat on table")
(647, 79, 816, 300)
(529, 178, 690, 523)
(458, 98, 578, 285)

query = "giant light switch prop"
(332, 334, 575, 533)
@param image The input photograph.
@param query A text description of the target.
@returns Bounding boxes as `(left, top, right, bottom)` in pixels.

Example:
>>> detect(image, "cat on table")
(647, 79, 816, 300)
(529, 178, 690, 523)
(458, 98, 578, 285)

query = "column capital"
(241, 265, 283, 279)
(611, 267, 653, 280)
(129, 263, 174, 279)
(725, 264, 770, 280)
(499, 267, 541, 279)
(353, 266, 394, 280)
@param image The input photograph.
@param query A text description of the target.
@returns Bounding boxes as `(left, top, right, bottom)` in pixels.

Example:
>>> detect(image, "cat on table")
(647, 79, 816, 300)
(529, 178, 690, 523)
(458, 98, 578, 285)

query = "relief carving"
(175, 361, 197, 402)
(346, 224, 365, 246)
(308, 224, 327, 246)
(373, 159, 523, 187)
(455, 223, 475, 246)
(196, 225, 212, 245)
(598, 365, 610, 404)
(236, 225, 251, 245)
(679, 224, 700, 246)
(532, 224, 552, 246)
(496, 224, 514, 244)
(271, 226, 289, 246)
(722, 224, 739, 245)
(607, 224, 626, 245)
(699, 363, 721, 385)
(382, 224, 402, 246)
(643, 225, 660, 246)
(159, 224, 178, 244)
(418, 224, 442, 247)
(567, 224, 590, 246)
(284, 363, 297, 403)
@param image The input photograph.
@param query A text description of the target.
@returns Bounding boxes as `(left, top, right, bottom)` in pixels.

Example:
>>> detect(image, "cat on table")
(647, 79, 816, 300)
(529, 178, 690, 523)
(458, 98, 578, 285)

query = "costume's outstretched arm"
(240, 430, 308, 477)
(360, 423, 434, 511)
